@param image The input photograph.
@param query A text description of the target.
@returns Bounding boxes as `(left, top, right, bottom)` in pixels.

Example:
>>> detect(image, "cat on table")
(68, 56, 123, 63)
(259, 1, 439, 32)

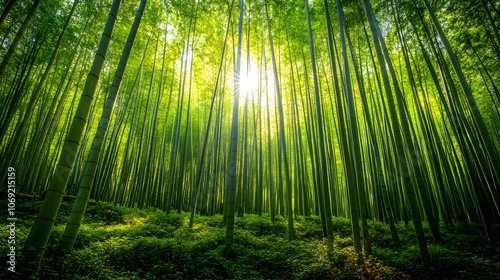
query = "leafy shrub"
(196, 214, 225, 228)
(372, 245, 422, 272)
(147, 210, 184, 229)
(369, 220, 397, 248)
(234, 214, 287, 236)
(335, 236, 354, 248)
(295, 217, 324, 239)
(58, 238, 123, 279)
(84, 203, 127, 224)
(332, 216, 353, 237)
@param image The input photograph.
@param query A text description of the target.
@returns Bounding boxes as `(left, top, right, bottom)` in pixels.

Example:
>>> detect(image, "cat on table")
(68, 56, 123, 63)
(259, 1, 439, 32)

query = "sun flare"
(239, 70, 258, 94)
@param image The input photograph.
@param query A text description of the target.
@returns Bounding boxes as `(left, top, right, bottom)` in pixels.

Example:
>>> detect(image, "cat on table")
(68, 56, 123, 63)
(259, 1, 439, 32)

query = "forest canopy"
(0, 0, 499, 277)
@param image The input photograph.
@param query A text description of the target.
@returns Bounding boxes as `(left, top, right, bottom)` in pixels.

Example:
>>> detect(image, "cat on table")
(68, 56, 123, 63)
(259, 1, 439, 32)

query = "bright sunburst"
(235, 59, 276, 111)
(240, 73, 258, 94)
(239, 64, 258, 96)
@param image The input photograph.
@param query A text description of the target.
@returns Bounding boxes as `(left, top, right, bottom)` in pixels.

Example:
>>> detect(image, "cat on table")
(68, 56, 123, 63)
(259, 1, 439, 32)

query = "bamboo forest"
(1, 0, 500, 278)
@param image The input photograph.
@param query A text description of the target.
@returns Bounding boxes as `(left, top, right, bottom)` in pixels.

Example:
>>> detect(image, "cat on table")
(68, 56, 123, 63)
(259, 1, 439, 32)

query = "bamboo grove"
(0, 0, 499, 269)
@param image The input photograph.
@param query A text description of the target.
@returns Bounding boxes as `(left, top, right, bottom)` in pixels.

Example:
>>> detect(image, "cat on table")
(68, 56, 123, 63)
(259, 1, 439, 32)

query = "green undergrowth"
(1, 199, 499, 279)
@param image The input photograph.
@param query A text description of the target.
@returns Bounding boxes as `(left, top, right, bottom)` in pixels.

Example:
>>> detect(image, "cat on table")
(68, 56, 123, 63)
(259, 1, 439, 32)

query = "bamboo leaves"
(0, 0, 496, 270)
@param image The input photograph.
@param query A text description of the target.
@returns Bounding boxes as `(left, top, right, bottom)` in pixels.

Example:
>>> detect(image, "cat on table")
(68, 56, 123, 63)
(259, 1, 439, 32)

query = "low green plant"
(2, 200, 498, 280)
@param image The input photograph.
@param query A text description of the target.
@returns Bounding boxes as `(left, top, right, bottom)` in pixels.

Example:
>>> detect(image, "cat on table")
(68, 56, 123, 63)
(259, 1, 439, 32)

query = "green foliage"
(331, 216, 354, 237)
(2, 200, 499, 279)
(370, 221, 500, 279)
(84, 203, 130, 225)
(294, 216, 324, 239)
(368, 220, 397, 248)
(234, 214, 288, 236)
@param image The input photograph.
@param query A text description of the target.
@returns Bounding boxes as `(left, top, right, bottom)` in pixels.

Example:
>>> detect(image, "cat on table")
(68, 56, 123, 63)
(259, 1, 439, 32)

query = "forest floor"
(1, 199, 499, 279)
